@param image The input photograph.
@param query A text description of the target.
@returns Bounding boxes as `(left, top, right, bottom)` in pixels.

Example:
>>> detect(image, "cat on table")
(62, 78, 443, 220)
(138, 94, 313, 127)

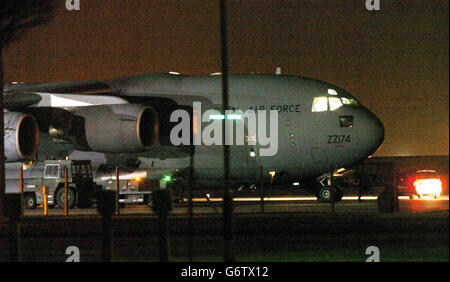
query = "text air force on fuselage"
(170, 102, 279, 157)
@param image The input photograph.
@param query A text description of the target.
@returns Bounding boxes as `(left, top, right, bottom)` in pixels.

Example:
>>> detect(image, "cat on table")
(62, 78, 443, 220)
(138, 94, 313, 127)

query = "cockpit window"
(311, 89, 360, 112)
(312, 97, 328, 112)
(329, 97, 343, 111)
(341, 97, 359, 106)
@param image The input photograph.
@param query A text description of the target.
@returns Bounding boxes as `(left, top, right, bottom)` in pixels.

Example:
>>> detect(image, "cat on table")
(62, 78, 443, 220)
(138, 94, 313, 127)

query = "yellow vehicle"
(22, 160, 101, 209)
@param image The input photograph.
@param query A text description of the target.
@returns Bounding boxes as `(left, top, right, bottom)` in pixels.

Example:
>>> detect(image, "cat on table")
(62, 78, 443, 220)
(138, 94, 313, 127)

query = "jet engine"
(4, 112, 40, 162)
(71, 104, 159, 153)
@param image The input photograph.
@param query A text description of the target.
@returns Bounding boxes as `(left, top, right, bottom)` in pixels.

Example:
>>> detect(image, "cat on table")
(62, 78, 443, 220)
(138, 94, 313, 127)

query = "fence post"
(19, 166, 23, 194)
(151, 184, 172, 262)
(65, 167, 69, 216)
(19, 166, 24, 216)
(260, 166, 265, 213)
(43, 186, 48, 216)
(188, 143, 194, 262)
(5, 194, 23, 262)
(115, 166, 120, 215)
(330, 168, 335, 214)
(97, 190, 115, 262)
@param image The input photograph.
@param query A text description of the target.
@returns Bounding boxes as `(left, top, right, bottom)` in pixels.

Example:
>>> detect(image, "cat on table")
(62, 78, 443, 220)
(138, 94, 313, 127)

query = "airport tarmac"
(20, 195, 450, 216)
(0, 195, 448, 262)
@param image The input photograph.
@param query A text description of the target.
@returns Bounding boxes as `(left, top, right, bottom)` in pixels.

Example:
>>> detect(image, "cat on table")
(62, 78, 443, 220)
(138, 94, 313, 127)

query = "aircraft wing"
(4, 91, 43, 109)
(3, 76, 192, 163)
(4, 79, 113, 94)
(3, 77, 119, 109)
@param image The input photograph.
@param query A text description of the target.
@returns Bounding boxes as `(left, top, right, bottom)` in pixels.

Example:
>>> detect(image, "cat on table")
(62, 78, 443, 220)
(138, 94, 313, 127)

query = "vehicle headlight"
(414, 179, 441, 194)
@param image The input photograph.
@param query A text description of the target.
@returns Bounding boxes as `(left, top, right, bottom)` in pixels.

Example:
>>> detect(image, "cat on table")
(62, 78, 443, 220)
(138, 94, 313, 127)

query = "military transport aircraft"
(4, 72, 384, 202)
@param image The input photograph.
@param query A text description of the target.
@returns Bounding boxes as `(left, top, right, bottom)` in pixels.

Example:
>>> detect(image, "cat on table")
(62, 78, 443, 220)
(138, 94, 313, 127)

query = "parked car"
(411, 170, 442, 199)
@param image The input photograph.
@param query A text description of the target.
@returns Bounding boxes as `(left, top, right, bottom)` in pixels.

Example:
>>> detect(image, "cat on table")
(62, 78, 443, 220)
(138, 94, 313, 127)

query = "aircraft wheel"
(318, 187, 343, 202)
(318, 187, 332, 202)
(409, 193, 415, 199)
(24, 193, 37, 209)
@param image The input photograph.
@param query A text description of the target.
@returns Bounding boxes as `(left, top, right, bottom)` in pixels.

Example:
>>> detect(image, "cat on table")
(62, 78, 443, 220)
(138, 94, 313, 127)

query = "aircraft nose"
(362, 109, 385, 155)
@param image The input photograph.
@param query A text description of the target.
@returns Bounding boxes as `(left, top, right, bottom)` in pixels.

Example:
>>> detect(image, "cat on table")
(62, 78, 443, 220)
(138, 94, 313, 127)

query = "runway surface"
(21, 195, 450, 216)
(0, 195, 448, 262)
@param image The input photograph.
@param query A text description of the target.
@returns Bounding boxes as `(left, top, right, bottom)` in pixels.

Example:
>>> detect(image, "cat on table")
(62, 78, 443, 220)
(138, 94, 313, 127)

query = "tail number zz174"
(327, 135, 351, 144)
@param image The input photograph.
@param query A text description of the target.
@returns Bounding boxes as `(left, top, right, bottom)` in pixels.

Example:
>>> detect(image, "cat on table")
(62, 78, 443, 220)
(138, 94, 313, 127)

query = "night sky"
(3, 0, 449, 157)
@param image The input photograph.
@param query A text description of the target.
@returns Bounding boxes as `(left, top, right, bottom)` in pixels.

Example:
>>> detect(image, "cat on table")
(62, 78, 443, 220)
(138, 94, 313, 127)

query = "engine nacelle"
(72, 104, 159, 153)
(4, 112, 40, 162)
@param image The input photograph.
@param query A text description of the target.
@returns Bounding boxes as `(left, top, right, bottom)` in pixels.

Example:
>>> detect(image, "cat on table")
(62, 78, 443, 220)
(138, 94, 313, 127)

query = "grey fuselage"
(6, 73, 385, 188)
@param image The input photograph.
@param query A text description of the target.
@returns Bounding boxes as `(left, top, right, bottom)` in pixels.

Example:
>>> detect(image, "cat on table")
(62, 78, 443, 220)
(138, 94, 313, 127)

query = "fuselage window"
(312, 97, 328, 112)
(339, 116, 353, 128)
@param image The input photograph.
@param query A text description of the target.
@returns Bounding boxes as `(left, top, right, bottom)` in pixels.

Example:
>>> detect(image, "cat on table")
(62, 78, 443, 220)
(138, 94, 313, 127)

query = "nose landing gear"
(315, 173, 343, 203)
(318, 186, 343, 202)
